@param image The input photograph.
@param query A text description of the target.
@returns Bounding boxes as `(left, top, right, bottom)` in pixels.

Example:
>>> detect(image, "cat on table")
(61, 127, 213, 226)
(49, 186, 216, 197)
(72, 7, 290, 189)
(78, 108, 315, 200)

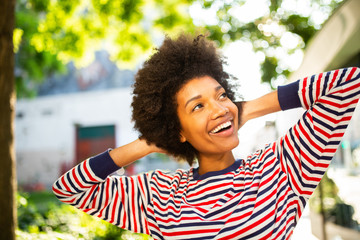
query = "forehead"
(176, 76, 221, 103)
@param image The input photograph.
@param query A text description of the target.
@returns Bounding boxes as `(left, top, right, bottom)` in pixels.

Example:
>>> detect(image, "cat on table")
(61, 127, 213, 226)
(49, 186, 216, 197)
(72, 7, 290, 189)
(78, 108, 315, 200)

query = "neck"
(197, 151, 235, 176)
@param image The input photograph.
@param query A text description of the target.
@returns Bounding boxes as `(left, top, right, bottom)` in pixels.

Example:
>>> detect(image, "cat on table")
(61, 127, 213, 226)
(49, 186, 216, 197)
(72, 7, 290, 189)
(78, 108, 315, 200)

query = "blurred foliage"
(196, 0, 344, 89)
(310, 173, 359, 230)
(14, 0, 197, 98)
(14, 0, 344, 97)
(17, 191, 154, 239)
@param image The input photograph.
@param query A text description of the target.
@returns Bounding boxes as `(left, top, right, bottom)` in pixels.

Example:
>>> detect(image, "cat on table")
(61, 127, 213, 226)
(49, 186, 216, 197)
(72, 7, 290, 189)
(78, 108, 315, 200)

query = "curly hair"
(131, 34, 239, 165)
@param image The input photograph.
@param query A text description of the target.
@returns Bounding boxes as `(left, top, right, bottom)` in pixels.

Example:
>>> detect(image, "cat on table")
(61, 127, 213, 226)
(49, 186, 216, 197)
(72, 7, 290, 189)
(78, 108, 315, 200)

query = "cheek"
(182, 120, 205, 139)
(180, 118, 208, 147)
(229, 102, 238, 120)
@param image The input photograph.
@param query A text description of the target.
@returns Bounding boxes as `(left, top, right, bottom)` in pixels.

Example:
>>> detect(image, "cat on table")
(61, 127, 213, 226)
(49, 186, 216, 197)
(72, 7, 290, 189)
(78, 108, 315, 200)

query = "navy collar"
(192, 160, 241, 180)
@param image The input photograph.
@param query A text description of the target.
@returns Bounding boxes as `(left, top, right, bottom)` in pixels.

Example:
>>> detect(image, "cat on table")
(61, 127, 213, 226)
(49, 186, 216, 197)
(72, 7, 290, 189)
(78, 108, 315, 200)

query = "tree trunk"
(0, 0, 17, 239)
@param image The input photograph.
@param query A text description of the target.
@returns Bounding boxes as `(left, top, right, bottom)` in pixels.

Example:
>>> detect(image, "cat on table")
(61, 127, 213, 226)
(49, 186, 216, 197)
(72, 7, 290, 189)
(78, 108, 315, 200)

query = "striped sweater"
(53, 67, 360, 240)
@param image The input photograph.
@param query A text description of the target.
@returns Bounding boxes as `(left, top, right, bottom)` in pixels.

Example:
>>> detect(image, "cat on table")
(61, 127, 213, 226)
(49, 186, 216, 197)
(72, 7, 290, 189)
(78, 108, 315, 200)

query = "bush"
(309, 172, 359, 231)
(17, 191, 153, 240)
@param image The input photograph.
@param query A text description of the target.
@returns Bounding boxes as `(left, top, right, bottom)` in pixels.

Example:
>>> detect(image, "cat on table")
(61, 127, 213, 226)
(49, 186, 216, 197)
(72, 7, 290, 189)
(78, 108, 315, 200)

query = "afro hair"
(131, 34, 239, 165)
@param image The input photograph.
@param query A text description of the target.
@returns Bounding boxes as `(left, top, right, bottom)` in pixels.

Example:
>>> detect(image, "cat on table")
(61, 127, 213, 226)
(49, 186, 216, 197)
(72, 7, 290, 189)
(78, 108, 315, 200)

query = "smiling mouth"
(210, 121, 232, 134)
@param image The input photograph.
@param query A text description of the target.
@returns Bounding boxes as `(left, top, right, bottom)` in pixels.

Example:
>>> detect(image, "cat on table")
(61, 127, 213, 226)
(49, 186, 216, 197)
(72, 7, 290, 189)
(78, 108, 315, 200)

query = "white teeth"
(211, 121, 231, 134)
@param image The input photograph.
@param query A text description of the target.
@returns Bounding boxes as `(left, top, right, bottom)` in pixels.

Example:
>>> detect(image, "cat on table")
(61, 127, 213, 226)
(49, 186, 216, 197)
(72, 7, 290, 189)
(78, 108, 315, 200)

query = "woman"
(53, 34, 360, 239)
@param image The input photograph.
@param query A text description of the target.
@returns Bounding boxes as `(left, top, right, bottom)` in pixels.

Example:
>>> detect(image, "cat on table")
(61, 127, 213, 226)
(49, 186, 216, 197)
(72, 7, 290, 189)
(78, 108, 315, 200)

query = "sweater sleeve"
(52, 150, 153, 235)
(273, 67, 360, 198)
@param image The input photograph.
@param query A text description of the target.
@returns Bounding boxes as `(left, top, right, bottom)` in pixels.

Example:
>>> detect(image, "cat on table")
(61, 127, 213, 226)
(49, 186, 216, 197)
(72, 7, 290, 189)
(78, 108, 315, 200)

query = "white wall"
(15, 88, 137, 188)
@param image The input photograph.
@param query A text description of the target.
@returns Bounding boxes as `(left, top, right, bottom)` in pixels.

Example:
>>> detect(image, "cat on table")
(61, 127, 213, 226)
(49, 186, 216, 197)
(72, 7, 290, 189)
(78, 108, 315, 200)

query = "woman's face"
(176, 76, 239, 157)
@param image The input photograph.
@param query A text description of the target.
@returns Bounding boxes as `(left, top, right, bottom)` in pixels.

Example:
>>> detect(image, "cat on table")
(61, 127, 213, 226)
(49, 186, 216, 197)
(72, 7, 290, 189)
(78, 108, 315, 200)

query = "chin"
(220, 138, 239, 152)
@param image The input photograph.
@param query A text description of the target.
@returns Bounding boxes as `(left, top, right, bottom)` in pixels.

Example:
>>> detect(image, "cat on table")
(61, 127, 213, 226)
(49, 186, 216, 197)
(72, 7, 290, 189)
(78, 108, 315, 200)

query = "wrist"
(240, 91, 281, 123)
(138, 138, 156, 155)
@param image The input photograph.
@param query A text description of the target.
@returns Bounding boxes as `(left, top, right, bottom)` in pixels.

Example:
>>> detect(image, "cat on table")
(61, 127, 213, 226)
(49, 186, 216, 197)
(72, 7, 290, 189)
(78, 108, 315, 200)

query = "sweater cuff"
(88, 149, 121, 179)
(277, 80, 301, 110)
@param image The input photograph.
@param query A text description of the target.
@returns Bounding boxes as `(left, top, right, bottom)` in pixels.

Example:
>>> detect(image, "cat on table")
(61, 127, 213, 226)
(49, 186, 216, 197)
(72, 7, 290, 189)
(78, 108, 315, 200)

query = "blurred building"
(15, 51, 136, 189)
(15, 51, 186, 190)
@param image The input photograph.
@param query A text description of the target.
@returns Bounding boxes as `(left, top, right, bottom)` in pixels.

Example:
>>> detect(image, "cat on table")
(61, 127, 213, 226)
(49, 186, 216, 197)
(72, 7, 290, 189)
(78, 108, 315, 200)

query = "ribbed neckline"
(192, 160, 241, 180)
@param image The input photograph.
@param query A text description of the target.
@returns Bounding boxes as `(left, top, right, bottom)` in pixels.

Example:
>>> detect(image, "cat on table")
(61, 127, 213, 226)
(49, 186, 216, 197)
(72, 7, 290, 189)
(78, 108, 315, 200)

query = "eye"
(192, 103, 203, 112)
(219, 92, 228, 100)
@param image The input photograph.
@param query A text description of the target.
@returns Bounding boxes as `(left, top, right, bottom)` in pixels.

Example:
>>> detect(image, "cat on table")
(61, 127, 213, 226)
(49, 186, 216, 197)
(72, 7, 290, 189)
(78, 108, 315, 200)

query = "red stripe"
(279, 138, 286, 174)
(72, 168, 86, 189)
(137, 175, 146, 197)
(316, 72, 323, 102)
(83, 160, 98, 182)
(346, 67, 357, 81)
(130, 177, 138, 232)
(258, 230, 274, 240)
(157, 171, 174, 180)
(148, 221, 161, 235)
(120, 178, 127, 228)
(256, 159, 278, 189)
(284, 131, 300, 171)
(137, 175, 151, 235)
(221, 208, 276, 239)
(314, 123, 343, 140)
(331, 82, 360, 97)
(255, 187, 277, 210)
(329, 69, 339, 92)
(52, 186, 73, 197)
(91, 187, 99, 208)
(79, 185, 96, 209)
(163, 227, 220, 236)
(61, 197, 76, 204)
(98, 178, 110, 218)
(299, 113, 323, 153)
(286, 231, 293, 240)
(110, 192, 119, 224)
(156, 214, 203, 224)
(61, 176, 71, 192)
(287, 126, 325, 180)
(186, 182, 235, 199)
(284, 134, 310, 195)
(224, 210, 253, 225)
(302, 77, 309, 109)
(141, 204, 150, 235)
(313, 107, 348, 125)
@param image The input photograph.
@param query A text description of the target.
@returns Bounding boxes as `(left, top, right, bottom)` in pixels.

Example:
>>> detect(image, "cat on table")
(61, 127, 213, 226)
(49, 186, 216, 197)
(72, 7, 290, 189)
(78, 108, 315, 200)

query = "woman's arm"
(109, 138, 165, 167)
(272, 67, 360, 197)
(236, 90, 282, 129)
(52, 138, 165, 235)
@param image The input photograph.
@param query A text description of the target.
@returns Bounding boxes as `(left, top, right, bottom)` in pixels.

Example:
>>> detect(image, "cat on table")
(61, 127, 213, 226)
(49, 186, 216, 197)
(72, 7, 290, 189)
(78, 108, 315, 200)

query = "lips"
(210, 120, 233, 134)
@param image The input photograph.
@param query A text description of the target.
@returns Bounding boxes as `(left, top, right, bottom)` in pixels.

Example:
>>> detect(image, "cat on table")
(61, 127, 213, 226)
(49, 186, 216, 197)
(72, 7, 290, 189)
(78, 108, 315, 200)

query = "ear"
(179, 132, 187, 143)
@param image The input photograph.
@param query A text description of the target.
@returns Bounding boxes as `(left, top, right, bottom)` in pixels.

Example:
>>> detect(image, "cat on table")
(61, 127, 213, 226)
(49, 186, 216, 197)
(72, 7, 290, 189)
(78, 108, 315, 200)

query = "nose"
(210, 101, 229, 120)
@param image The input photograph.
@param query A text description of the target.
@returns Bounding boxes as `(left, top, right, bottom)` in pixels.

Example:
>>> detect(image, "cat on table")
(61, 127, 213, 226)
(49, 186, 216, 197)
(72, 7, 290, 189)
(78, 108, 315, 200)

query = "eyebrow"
(184, 85, 224, 108)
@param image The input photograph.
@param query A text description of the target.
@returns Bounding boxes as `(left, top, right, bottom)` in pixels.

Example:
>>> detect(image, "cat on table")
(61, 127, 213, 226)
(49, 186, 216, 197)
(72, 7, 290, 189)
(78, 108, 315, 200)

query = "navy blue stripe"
(136, 187, 144, 233)
(76, 165, 93, 185)
(338, 68, 348, 87)
(89, 150, 120, 179)
(308, 74, 315, 106)
(124, 177, 132, 229)
(322, 71, 330, 96)
(65, 173, 80, 193)
(158, 220, 224, 229)
(242, 217, 276, 239)
(149, 230, 164, 240)
(192, 160, 241, 180)
(277, 80, 301, 110)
